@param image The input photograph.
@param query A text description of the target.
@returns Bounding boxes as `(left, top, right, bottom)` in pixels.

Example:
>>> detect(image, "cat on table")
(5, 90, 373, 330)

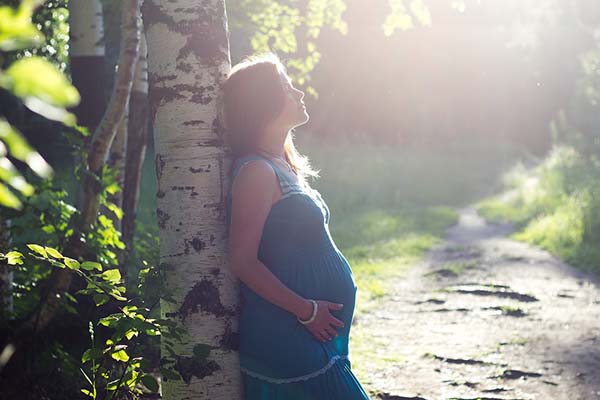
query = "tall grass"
(478, 145, 600, 273)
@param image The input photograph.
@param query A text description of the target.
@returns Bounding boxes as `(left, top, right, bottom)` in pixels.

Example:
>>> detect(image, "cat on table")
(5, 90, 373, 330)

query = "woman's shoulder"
(230, 154, 269, 178)
(232, 153, 267, 169)
(226, 157, 277, 211)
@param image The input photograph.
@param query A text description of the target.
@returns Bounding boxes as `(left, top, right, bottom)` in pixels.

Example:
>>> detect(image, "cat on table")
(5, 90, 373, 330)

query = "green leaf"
(81, 347, 103, 363)
(5, 251, 23, 265)
(0, 119, 52, 178)
(26, 243, 47, 257)
(101, 269, 121, 284)
(98, 315, 118, 327)
(65, 292, 78, 304)
(0, 4, 44, 51)
(0, 182, 21, 209)
(124, 329, 138, 340)
(2, 57, 80, 124)
(49, 259, 65, 268)
(192, 343, 212, 360)
(93, 293, 109, 306)
(145, 328, 161, 336)
(106, 202, 123, 220)
(44, 246, 62, 259)
(81, 261, 102, 271)
(0, 156, 34, 196)
(125, 369, 139, 387)
(109, 289, 126, 301)
(111, 348, 129, 362)
(105, 182, 120, 195)
(64, 257, 81, 270)
(140, 374, 159, 393)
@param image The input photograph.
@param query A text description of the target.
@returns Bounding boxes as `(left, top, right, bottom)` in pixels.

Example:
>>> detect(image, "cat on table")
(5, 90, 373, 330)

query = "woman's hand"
(300, 300, 345, 342)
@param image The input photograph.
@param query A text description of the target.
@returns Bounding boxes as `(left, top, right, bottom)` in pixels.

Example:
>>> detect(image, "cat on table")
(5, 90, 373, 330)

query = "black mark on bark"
(219, 321, 239, 351)
(184, 120, 206, 127)
(191, 236, 205, 252)
(156, 208, 170, 229)
(171, 278, 235, 321)
(174, 354, 220, 384)
(155, 153, 165, 182)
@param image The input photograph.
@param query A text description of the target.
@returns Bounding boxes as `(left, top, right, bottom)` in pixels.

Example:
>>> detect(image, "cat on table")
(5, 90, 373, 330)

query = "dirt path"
(357, 205, 600, 400)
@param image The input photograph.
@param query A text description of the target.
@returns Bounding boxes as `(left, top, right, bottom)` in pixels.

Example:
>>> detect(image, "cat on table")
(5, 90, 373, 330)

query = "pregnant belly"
(242, 248, 358, 329)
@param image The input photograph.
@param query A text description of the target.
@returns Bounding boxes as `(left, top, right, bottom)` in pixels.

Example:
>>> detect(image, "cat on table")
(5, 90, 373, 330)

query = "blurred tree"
(69, 0, 107, 131)
(122, 30, 149, 249)
(105, 97, 127, 231)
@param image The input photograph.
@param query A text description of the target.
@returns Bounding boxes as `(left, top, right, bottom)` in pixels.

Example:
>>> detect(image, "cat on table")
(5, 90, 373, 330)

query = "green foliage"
(383, 0, 431, 36)
(4, 187, 180, 398)
(550, 29, 600, 159)
(0, 0, 45, 52)
(233, 0, 348, 96)
(477, 146, 600, 273)
(2, 56, 79, 124)
(0, 135, 189, 396)
(0, 0, 78, 209)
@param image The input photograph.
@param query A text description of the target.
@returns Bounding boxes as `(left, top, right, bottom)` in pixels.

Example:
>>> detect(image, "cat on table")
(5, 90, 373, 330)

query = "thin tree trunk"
(106, 102, 129, 231)
(69, 0, 107, 131)
(122, 31, 149, 249)
(0, 219, 13, 319)
(14, 0, 142, 339)
(143, 1, 240, 398)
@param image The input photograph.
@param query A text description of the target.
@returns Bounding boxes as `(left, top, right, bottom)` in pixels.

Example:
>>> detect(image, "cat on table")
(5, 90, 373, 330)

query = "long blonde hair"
(222, 53, 318, 182)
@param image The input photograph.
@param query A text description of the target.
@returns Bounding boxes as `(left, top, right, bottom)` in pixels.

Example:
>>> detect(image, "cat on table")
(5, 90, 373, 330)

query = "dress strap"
(231, 153, 303, 199)
(261, 156, 304, 199)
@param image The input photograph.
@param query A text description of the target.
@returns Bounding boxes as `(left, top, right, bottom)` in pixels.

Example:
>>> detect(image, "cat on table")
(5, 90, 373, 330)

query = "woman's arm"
(228, 160, 313, 320)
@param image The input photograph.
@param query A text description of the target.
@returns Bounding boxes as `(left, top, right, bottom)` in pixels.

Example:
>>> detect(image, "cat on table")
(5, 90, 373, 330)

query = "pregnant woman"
(224, 53, 370, 400)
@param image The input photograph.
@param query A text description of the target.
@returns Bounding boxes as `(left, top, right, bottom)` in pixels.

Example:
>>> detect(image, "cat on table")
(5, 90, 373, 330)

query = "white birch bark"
(69, 0, 106, 130)
(69, 0, 104, 56)
(143, 1, 240, 398)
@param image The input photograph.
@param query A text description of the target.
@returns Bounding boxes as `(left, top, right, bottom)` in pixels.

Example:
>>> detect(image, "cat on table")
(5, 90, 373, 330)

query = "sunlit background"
(2, 0, 600, 398)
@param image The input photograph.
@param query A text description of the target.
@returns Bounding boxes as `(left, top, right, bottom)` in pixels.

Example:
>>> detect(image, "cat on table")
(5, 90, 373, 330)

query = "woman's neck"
(255, 132, 287, 158)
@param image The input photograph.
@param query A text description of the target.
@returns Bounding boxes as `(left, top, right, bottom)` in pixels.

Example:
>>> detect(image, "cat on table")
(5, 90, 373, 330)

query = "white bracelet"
(297, 299, 318, 325)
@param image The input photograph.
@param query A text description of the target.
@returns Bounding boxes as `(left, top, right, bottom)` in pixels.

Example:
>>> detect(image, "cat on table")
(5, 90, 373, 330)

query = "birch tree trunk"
(143, 1, 240, 398)
(122, 32, 149, 248)
(69, 0, 107, 131)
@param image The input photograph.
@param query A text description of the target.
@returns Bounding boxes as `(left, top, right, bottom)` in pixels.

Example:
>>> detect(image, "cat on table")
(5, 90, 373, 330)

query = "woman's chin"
(299, 110, 310, 123)
(291, 114, 309, 129)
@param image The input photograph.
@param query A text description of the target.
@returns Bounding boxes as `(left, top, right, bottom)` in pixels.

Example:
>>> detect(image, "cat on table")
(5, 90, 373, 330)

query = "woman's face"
(276, 71, 309, 129)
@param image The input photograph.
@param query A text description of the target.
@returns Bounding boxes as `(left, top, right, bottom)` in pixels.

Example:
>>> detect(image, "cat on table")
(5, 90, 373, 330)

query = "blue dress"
(226, 153, 370, 400)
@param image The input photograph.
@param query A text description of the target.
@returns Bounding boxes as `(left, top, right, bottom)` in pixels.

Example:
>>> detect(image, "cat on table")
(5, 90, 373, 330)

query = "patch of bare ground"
(358, 206, 600, 400)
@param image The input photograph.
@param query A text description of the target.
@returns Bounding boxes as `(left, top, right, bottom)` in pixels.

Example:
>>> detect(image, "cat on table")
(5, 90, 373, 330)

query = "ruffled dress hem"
(241, 355, 350, 384)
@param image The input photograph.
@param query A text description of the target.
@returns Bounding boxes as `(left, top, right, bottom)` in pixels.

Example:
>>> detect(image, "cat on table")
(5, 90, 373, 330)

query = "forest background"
(0, 0, 599, 399)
